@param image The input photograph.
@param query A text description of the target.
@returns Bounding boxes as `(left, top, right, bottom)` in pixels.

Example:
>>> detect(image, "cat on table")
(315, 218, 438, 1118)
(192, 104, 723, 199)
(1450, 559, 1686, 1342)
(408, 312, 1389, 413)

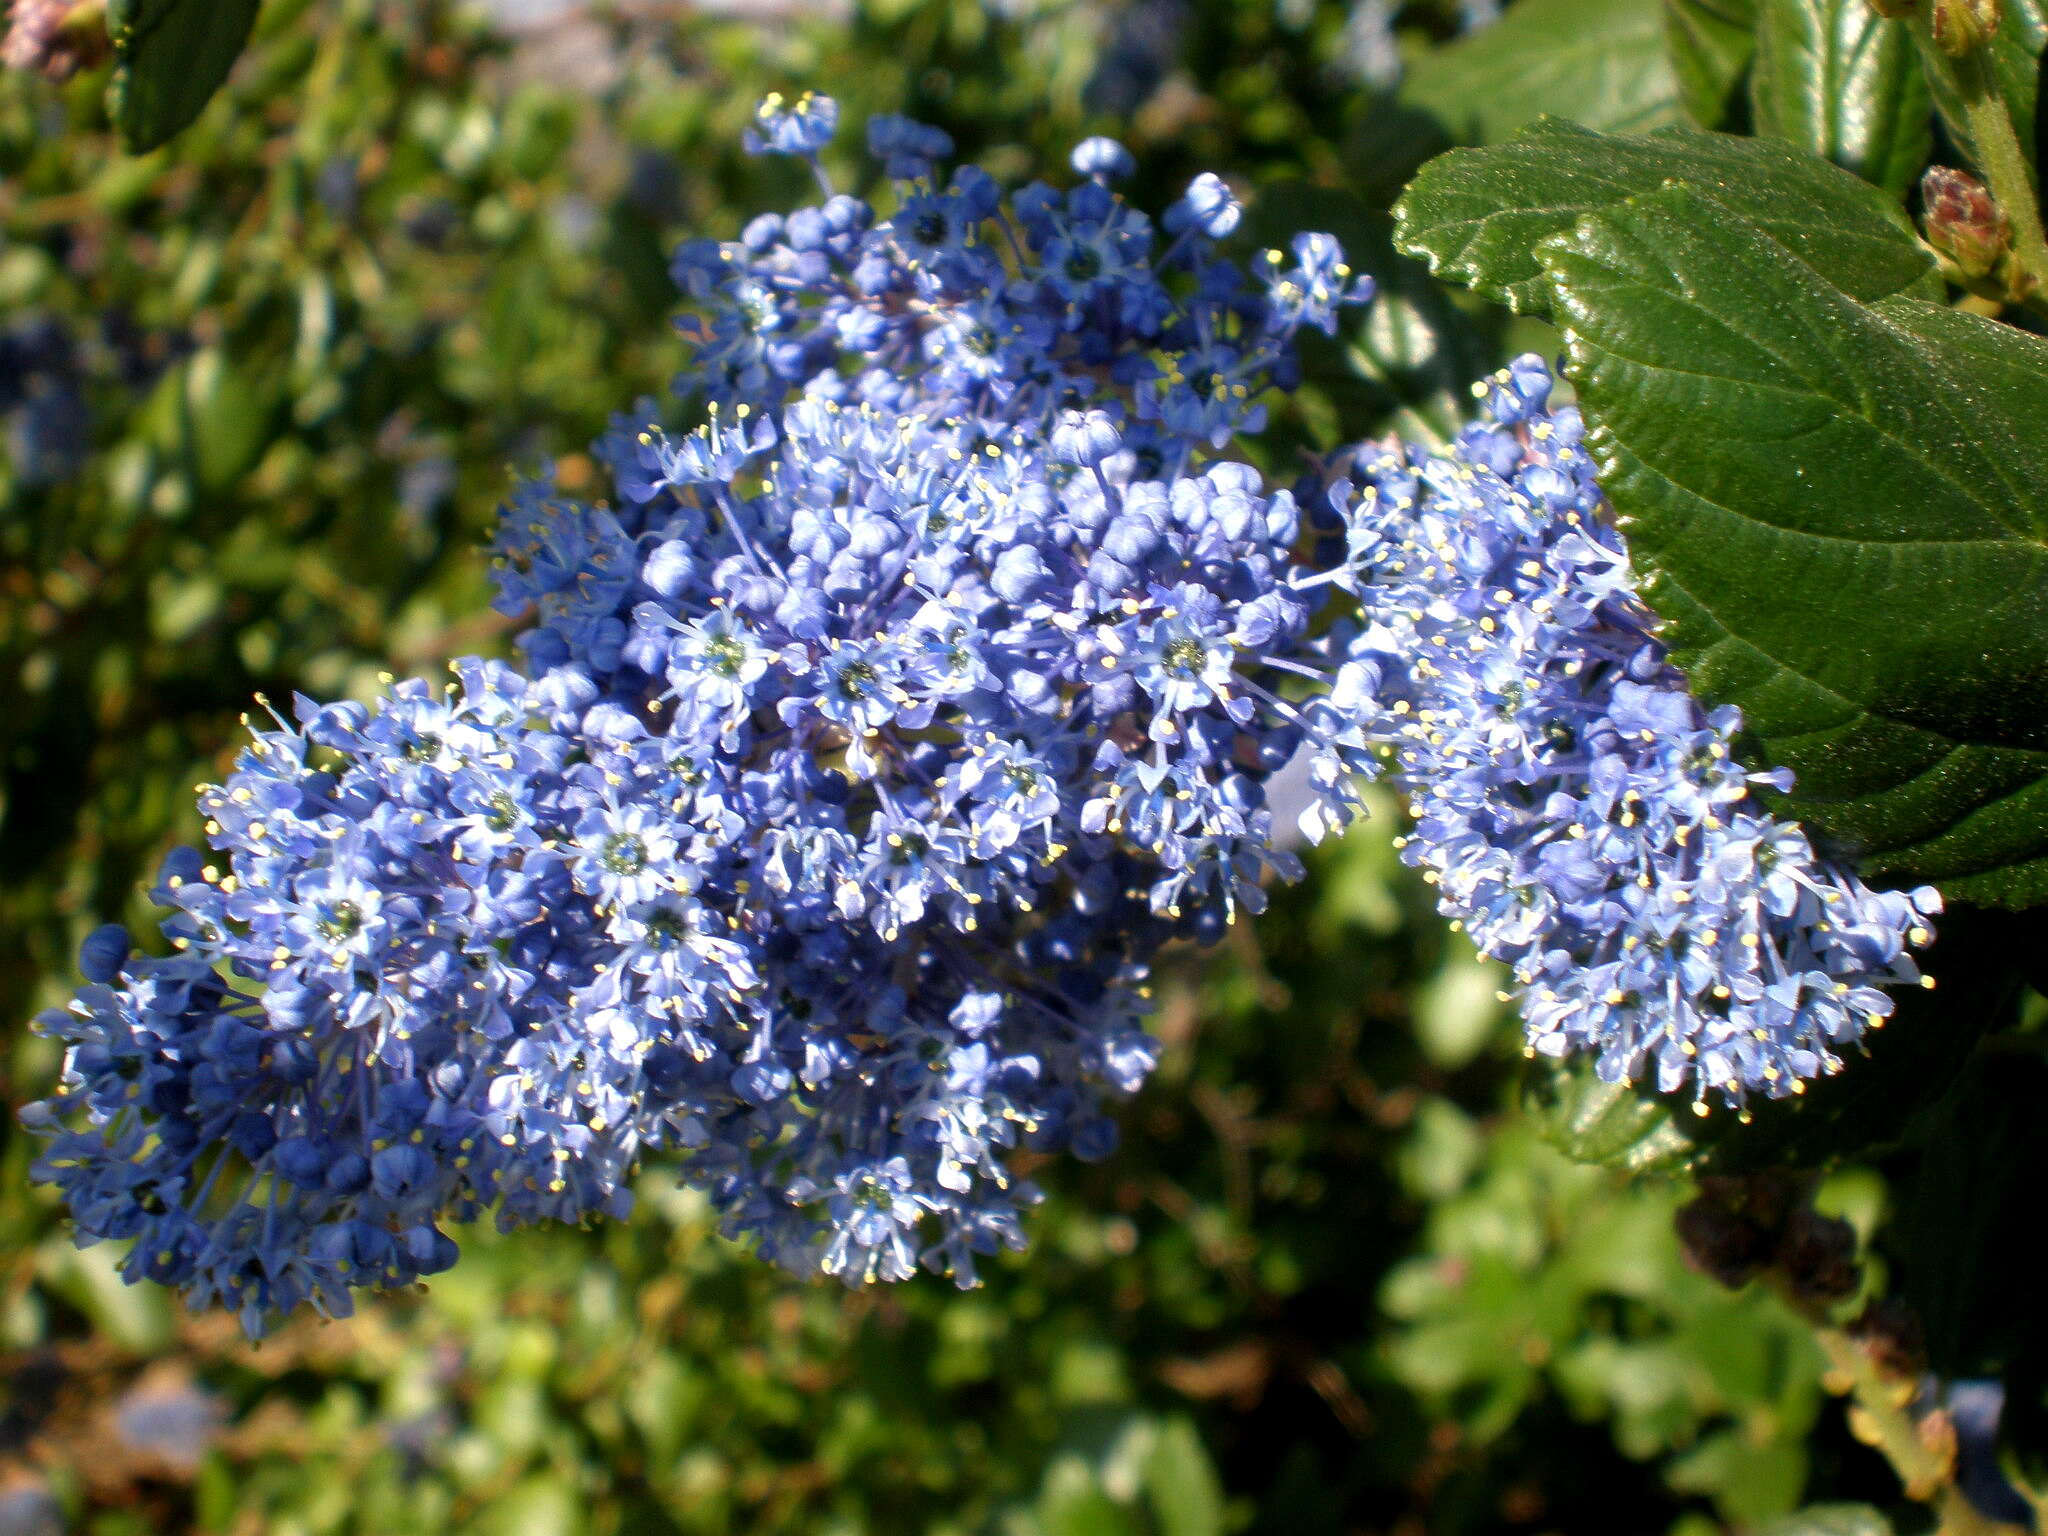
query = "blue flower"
(823, 1157, 927, 1283)
(671, 108, 1366, 454)
(571, 798, 684, 909)
(742, 91, 839, 159)
(866, 113, 954, 181)
(1257, 233, 1377, 336)
(1128, 584, 1239, 723)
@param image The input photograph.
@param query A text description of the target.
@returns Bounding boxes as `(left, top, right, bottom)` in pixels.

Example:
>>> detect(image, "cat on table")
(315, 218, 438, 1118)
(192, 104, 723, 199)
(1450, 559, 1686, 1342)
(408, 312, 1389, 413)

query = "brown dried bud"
(1675, 1192, 1777, 1289)
(1932, 0, 2001, 55)
(1776, 1206, 1861, 1308)
(1847, 1298, 1929, 1383)
(1922, 167, 2012, 280)
(1675, 1172, 1811, 1290)
(1675, 1172, 1867, 1308)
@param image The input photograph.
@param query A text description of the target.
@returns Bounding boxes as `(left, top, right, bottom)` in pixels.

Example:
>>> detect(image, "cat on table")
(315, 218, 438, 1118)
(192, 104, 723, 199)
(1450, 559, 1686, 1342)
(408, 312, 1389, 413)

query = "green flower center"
(836, 659, 880, 699)
(318, 901, 363, 941)
(1163, 636, 1208, 676)
(707, 633, 748, 678)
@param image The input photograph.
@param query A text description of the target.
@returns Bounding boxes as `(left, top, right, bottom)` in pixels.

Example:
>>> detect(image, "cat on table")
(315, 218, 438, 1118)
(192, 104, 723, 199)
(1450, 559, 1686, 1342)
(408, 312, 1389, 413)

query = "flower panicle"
(1313, 356, 1939, 1111)
(23, 100, 1373, 1334)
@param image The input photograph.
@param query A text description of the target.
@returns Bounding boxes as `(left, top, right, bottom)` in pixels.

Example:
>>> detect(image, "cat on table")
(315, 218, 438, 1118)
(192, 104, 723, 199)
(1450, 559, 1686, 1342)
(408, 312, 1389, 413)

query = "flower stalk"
(1911, 2, 2048, 312)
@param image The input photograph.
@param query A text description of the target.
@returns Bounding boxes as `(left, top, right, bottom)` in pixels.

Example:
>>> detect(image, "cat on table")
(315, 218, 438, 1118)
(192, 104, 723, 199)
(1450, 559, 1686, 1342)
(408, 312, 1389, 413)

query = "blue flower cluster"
(1317, 358, 1940, 1109)
(24, 102, 1373, 1333)
(23, 665, 615, 1333)
(21, 101, 1949, 1334)
(660, 103, 1368, 456)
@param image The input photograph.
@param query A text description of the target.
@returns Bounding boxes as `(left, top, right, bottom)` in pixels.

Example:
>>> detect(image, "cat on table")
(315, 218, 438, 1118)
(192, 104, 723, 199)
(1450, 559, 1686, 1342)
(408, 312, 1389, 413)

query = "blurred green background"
(0, 2, 1931, 1531)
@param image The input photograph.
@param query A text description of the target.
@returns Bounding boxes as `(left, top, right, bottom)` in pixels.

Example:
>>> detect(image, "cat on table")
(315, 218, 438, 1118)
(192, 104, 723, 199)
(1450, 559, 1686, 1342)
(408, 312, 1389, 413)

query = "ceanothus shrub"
(21, 99, 1933, 1335)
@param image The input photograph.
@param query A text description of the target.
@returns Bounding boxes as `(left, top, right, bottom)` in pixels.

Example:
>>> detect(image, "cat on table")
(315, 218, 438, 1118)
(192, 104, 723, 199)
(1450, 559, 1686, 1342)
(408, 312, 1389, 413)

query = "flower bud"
(1070, 136, 1135, 181)
(1922, 166, 2011, 279)
(1051, 407, 1123, 467)
(1169, 173, 1243, 239)
(0, 0, 107, 81)
(1931, 0, 2000, 55)
(77, 923, 132, 984)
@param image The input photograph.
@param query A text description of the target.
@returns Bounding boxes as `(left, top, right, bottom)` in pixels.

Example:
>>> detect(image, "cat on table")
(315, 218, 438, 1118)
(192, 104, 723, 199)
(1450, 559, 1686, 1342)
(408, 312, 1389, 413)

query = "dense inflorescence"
(22, 102, 1946, 1337)
(1314, 358, 1941, 1109)
(23, 102, 1375, 1333)
(652, 97, 1368, 447)
(25, 666, 598, 1333)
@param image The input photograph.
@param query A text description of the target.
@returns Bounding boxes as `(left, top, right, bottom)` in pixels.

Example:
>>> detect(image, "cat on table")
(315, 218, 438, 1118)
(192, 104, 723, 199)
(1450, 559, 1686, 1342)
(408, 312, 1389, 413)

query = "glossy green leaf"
(1913, 0, 2048, 173)
(170, 349, 278, 495)
(1665, 0, 1759, 127)
(1402, 0, 1684, 146)
(109, 0, 262, 154)
(1036, 1454, 1144, 1536)
(38, 1241, 174, 1354)
(1537, 184, 2048, 902)
(1393, 119, 1937, 315)
(104, 0, 180, 33)
(486, 1478, 582, 1536)
(1527, 1061, 1706, 1176)
(1667, 1428, 1809, 1523)
(1750, 0, 1930, 197)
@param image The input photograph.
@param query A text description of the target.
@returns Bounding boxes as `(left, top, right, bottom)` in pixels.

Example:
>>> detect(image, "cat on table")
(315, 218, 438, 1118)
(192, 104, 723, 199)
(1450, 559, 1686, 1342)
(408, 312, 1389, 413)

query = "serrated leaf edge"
(1530, 190, 2048, 904)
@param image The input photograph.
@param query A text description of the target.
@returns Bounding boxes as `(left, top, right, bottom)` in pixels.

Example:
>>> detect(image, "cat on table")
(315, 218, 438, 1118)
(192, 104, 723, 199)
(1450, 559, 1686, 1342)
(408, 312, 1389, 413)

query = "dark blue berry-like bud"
(77, 924, 130, 984)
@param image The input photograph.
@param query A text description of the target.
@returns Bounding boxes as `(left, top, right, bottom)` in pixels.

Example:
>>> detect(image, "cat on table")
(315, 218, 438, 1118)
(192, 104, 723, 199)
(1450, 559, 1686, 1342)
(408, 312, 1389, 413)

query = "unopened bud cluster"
(1931, 0, 2001, 55)
(1922, 166, 2017, 285)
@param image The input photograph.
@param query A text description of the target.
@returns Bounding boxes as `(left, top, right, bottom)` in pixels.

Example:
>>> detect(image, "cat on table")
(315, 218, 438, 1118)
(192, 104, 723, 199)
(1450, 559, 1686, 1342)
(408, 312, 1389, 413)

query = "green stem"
(1812, 1325, 2026, 1536)
(1814, 1329, 1946, 1496)
(1921, 26, 2048, 313)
